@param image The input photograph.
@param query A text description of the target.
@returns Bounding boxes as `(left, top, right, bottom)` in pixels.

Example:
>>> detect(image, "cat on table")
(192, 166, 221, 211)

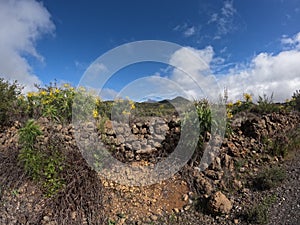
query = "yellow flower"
(227, 102, 233, 108)
(78, 86, 86, 92)
(40, 90, 47, 96)
(42, 99, 50, 105)
(243, 93, 252, 102)
(95, 97, 101, 107)
(27, 92, 34, 98)
(122, 110, 130, 115)
(236, 100, 242, 107)
(130, 103, 135, 110)
(227, 111, 233, 119)
(93, 109, 99, 119)
(63, 83, 70, 88)
(55, 88, 60, 94)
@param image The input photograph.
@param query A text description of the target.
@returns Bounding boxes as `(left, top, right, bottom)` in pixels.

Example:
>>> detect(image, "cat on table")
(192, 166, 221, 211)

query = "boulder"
(207, 191, 232, 215)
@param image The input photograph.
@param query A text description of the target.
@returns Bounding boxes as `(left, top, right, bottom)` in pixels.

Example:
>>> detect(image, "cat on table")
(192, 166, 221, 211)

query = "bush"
(27, 83, 75, 123)
(251, 93, 280, 114)
(194, 99, 212, 138)
(245, 195, 276, 224)
(253, 166, 286, 191)
(18, 119, 64, 196)
(0, 78, 24, 126)
(292, 89, 300, 111)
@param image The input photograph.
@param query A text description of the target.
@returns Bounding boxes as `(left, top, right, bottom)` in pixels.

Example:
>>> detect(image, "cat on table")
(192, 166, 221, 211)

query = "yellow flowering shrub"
(111, 97, 136, 122)
(26, 82, 76, 123)
(243, 93, 253, 102)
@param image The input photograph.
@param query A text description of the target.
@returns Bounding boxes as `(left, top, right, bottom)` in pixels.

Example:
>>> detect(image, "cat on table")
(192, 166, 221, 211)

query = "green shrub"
(253, 166, 286, 191)
(194, 99, 212, 138)
(230, 93, 254, 114)
(251, 93, 280, 114)
(27, 83, 75, 123)
(18, 119, 64, 196)
(245, 195, 276, 224)
(0, 78, 24, 126)
(270, 136, 289, 158)
(292, 89, 300, 111)
(18, 119, 42, 151)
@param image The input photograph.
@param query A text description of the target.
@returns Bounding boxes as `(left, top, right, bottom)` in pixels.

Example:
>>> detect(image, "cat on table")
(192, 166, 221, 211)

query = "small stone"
(56, 124, 63, 131)
(183, 194, 189, 202)
(71, 211, 76, 219)
(233, 179, 243, 189)
(184, 205, 191, 211)
(239, 167, 246, 173)
(234, 219, 239, 224)
(103, 181, 109, 187)
(150, 215, 158, 221)
(132, 126, 139, 134)
(173, 208, 180, 213)
(136, 145, 153, 154)
(132, 141, 141, 151)
(43, 216, 50, 222)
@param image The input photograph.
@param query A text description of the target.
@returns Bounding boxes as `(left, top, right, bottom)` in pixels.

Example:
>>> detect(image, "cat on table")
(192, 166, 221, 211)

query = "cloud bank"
(165, 32, 300, 102)
(0, 0, 54, 92)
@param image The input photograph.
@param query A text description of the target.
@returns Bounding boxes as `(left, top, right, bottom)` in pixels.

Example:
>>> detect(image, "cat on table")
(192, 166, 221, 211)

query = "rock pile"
(74, 116, 181, 164)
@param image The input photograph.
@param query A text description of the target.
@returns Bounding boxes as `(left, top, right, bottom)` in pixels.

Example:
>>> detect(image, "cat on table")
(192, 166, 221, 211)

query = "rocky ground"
(0, 111, 299, 225)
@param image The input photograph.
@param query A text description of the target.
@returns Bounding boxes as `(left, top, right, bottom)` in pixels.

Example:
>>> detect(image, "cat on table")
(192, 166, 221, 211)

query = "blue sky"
(1, 0, 300, 101)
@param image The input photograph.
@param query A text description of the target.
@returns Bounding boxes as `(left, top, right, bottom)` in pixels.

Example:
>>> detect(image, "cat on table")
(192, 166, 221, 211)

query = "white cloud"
(219, 46, 300, 102)
(0, 0, 54, 92)
(208, 0, 237, 36)
(167, 46, 222, 101)
(100, 33, 300, 103)
(164, 33, 300, 102)
(183, 26, 196, 37)
(173, 23, 197, 38)
(208, 13, 218, 23)
(281, 32, 300, 49)
(221, 0, 236, 18)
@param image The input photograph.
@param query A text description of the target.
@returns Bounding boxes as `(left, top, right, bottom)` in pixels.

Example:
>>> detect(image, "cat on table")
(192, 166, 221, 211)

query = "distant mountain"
(138, 96, 166, 103)
(159, 96, 191, 104)
(142, 98, 158, 103)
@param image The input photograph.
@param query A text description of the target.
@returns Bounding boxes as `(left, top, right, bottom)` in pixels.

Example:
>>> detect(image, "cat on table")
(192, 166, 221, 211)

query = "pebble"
(183, 194, 189, 201)
(173, 208, 180, 213)
(150, 215, 158, 221)
(43, 216, 50, 222)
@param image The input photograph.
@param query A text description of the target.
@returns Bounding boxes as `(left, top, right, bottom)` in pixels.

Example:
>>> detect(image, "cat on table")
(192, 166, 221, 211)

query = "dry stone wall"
(97, 117, 182, 163)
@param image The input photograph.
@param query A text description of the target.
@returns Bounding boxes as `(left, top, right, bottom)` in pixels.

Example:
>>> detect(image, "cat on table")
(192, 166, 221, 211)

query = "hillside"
(0, 80, 300, 224)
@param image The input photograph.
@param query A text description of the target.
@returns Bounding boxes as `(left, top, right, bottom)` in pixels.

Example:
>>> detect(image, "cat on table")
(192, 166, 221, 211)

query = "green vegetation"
(291, 89, 300, 111)
(18, 119, 64, 196)
(0, 78, 25, 126)
(194, 99, 212, 138)
(0, 78, 299, 197)
(251, 93, 281, 114)
(227, 93, 254, 115)
(253, 166, 286, 191)
(27, 83, 75, 123)
(245, 194, 277, 224)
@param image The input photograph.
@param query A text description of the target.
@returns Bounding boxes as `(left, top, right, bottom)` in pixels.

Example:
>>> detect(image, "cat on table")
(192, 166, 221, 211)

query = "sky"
(1, 0, 300, 102)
